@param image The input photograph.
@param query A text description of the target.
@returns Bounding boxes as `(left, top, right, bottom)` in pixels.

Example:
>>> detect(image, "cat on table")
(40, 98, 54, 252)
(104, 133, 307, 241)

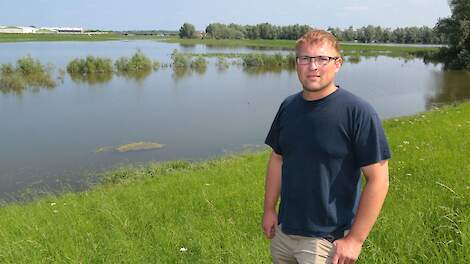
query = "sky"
(0, 0, 452, 31)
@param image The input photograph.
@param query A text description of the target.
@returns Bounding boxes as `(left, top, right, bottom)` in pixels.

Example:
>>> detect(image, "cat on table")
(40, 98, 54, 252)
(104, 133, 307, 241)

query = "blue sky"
(0, 0, 452, 31)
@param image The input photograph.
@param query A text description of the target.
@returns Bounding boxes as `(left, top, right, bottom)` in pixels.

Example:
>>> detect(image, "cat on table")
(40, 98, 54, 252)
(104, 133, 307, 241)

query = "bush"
(190, 57, 208, 69)
(0, 56, 56, 94)
(16, 55, 46, 75)
(115, 50, 153, 73)
(66, 56, 113, 74)
(171, 49, 190, 68)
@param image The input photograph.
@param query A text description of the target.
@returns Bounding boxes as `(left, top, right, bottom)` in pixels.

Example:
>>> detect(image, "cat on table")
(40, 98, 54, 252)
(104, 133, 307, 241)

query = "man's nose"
(308, 61, 319, 70)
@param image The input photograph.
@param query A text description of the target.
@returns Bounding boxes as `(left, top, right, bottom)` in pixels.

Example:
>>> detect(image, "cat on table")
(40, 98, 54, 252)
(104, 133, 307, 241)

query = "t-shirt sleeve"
(352, 106, 391, 167)
(265, 104, 283, 155)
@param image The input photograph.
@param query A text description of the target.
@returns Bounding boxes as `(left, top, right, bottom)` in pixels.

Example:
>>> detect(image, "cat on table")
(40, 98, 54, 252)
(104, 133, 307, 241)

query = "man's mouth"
(307, 75, 320, 79)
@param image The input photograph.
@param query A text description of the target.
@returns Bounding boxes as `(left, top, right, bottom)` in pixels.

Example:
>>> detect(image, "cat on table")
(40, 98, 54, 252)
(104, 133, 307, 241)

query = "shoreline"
(0, 101, 469, 262)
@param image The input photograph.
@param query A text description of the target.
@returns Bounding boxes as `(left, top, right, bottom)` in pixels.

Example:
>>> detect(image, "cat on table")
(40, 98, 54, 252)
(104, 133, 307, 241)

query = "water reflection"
(243, 65, 295, 75)
(69, 72, 113, 85)
(347, 56, 361, 64)
(427, 70, 470, 108)
(116, 67, 153, 83)
(179, 43, 197, 48)
(0, 72, 56, 95)
(172, 67, 192, 80)
(171, 66, 208, 80)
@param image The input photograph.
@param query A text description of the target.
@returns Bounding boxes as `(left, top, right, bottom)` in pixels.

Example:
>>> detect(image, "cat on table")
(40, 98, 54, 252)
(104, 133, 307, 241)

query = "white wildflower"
(403, 141, 410, 144)
(50, 202, 56, 206)
(180, 247, 188, 252)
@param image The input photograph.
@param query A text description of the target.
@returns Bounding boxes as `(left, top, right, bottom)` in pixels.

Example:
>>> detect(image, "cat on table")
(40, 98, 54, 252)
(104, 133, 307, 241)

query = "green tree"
(179, 23, 196, 39)
(327, 27, 343, 41)
(435, 0, 470, 69)
(257, 23, 276, 39)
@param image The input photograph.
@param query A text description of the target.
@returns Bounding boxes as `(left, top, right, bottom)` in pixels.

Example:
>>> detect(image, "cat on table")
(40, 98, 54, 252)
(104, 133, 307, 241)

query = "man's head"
(295, 29, 343, 99)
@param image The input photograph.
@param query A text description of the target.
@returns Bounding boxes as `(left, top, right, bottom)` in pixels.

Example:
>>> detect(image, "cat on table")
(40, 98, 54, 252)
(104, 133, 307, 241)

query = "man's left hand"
(331, 235, 363, 264)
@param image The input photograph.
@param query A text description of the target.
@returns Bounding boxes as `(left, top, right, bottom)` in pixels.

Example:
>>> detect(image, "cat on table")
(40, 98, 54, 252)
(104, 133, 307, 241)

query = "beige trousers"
(270, 225, 335, 264)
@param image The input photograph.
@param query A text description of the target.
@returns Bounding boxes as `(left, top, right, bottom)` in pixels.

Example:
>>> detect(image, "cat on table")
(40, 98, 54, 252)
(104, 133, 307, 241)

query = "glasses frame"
(296, 55, 340, 66)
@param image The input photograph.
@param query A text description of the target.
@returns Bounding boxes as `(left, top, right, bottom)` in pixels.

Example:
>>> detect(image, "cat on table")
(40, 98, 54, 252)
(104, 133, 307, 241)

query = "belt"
(323, 229, 348, 243)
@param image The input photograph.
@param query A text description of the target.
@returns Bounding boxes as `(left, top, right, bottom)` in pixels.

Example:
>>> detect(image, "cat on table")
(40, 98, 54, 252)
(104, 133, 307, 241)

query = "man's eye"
(318, 57, 330, 62)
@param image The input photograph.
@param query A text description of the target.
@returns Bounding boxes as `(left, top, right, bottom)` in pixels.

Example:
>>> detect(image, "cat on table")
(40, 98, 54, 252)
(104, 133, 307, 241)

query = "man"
(262, 29, 391, 264)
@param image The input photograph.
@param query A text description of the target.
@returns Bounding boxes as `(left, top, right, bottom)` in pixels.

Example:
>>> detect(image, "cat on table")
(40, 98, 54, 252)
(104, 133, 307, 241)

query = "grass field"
(0, 101, 469, 263)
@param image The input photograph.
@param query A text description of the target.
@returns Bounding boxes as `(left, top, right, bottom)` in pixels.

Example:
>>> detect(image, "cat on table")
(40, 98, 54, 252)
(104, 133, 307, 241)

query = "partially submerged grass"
(216, 57, 230, 70)
(0, 101, 469, 263)
(0, 55, 56, 94)
(96, 141, 165, 153)
(171, 49, 191, 68)
(171, 50, 209, 75)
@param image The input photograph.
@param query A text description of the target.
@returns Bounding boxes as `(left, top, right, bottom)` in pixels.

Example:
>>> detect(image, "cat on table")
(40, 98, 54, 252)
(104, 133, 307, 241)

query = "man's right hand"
(262, 210, 278, 239)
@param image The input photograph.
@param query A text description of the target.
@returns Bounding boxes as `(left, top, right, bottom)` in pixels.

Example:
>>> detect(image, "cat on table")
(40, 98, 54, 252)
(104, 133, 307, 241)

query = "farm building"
(0, 26, 38, 33)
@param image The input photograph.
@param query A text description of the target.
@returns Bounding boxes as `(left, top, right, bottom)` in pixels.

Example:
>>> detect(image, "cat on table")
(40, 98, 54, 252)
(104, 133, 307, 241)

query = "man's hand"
(331, 235, 363, 264)
(262, 210, 278, 239)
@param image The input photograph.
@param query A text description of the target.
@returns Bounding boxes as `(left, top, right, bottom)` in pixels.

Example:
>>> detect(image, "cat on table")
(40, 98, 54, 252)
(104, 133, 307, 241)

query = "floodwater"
(1, 40, 469, 201)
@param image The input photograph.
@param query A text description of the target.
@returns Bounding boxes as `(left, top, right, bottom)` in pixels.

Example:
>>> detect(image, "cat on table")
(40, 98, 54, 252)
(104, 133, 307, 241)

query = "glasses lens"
(317, 56, 331, 66)
(297, 56, 310, 65)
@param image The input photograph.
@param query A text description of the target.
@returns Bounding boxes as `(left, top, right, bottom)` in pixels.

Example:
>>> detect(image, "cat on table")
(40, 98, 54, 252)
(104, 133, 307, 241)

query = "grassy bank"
(162, 37, 439, 57)
(0, 101, 469, 263)
(0, 33, 169, 43)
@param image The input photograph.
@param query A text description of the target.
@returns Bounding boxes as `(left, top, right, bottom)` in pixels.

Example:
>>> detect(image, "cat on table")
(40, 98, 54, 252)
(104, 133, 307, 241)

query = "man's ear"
(334, 57, 343, 72)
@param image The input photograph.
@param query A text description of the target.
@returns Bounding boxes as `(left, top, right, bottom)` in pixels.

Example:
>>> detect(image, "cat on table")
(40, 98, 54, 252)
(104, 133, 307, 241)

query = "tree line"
(179, 22, 444, 44)
(433, 0, 470, 69)
(179, 0, 469, 69)
(328, 26, 443, 44)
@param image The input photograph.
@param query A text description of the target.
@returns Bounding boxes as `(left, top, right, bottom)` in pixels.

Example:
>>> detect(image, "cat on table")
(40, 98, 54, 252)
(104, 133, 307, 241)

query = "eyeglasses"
(296, 56, 339, 66)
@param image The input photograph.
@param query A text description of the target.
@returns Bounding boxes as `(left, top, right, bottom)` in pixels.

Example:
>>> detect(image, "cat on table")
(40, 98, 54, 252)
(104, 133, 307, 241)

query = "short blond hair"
(295, 29, 341, 56)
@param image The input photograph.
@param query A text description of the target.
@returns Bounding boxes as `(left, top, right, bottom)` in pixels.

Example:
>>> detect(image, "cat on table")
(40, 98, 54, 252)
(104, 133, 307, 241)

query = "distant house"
(0, 25, 84, 34)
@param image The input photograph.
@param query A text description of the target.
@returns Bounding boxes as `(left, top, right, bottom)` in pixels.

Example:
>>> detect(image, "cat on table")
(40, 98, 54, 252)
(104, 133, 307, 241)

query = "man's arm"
(262, 151, 283, 239)
(332, 160, 389, 264)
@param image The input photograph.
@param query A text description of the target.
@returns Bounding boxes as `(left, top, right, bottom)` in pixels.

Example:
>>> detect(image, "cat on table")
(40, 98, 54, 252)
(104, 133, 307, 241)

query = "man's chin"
(302, 86, 325, 93)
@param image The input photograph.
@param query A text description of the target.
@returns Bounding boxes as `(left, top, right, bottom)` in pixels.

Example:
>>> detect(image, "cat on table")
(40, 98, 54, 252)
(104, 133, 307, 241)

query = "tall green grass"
(241, 53, 295, 68)
(0, 101, 469, 263)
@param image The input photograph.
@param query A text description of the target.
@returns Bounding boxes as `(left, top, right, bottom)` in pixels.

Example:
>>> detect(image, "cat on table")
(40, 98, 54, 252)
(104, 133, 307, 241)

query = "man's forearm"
(348, 161, 389, 243)
(263, 152, 282, 212)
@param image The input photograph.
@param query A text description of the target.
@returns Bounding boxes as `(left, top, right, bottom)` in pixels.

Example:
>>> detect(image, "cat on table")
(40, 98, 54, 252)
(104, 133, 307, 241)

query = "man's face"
(296, 42, 342, 94)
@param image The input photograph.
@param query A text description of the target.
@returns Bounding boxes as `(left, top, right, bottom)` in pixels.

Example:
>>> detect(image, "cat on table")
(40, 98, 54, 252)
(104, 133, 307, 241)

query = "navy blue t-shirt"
(265, 87, 391, 237)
